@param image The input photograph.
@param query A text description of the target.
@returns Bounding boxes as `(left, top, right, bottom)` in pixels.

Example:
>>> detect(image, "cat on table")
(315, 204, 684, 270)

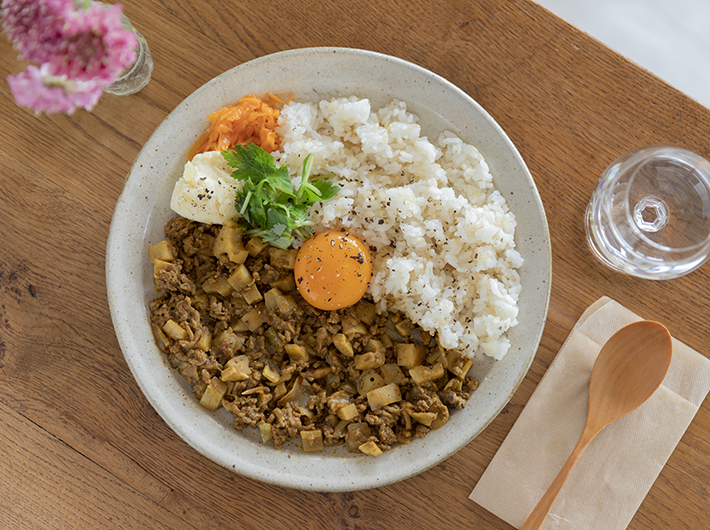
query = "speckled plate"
(106, 47, 551, 491)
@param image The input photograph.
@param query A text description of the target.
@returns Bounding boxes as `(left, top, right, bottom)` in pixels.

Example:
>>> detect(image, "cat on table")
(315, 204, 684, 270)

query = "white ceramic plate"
(106, 47, 551, 492)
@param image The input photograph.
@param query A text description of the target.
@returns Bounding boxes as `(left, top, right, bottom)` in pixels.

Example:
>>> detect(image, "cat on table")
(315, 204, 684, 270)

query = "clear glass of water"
(585, 145, 710, 280)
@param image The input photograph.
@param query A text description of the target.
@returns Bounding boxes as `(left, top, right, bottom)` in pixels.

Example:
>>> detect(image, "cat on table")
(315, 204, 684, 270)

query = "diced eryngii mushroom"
(269, 247, 298, 269)
(396, 343, 426, 368)
(263, 287, 298, 316)
(409, 411, 438, 427)
(401, 408, 413, 430)
(264, 327, 286, 351)
(199, 378, 228, 411)
(271, 274, 296, 292)
(336, 403, 358, 421)
(230, 319, 249, 333)
(426, 347, 446, 366)
(354, 300, 377, 326)
(284, 343, 309, 362)
(273, 381, 287, 402)
(358, 440, 382, 457)
(461, 359, 474, 378)
(242, 283, 263, 305)
(430, 408, 449, 430)
(211, 328, 245, 353)
(148, 240, 176, 263)
(277, 377, 314, 418)
(357, 369, 386, 396)
(213, 223, 249, 264)
(345, 422, 371, 452)
(443, 378, 463, 393)
(333, 420, 350, 438)
(162, 319, 187, 341)
(263, 287, 282, 312)
(354, 349, 385, 370)
(221, 355, 252, 382)
(303, 366, 332, 380)
(394, 319, 411, 338)
(241, 386, 269, 396)
(366, 383, 402, 411)
(193, 327, 211, 351)
(227, 264, 253, 292)
(177, 361, 198, 381)
(385, 320, 405, 343)
(152, 258, 176, 281)
(341, 315, 368, 340)
(245, 236, 270, 257)
(408, 362, 446, 385)
(239, 307, 263, 332)
(300, 429, 324, 452)
(151, 323, 171, 351)
(379, 333, 394, 349)
(326, 390, 359, 421)
(332, 333, 354, 357)
(202, 276, 234, 297)
(262, 362, 281, 383)
(365, 339, 386, 355)
(259, 422, 273, 443)
(380, 363, 406, 385)
(326, 389, 352, 410)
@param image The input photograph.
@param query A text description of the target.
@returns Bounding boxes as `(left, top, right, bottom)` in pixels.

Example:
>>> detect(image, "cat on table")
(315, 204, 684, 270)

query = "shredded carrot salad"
(187, 94, 288, 160)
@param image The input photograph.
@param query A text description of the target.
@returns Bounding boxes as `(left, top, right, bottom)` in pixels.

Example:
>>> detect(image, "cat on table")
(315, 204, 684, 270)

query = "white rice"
(274, 97, 522, 360)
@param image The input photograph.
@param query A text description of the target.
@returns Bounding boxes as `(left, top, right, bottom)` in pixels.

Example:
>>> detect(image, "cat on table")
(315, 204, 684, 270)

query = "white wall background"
(534, 0, 710, 109)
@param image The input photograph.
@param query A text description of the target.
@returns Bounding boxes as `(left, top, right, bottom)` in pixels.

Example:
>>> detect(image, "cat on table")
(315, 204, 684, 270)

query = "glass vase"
(103, 23, 154, 96)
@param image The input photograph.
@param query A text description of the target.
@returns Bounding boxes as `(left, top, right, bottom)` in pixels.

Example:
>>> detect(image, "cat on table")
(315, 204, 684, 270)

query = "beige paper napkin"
(470, 297, 710, 530)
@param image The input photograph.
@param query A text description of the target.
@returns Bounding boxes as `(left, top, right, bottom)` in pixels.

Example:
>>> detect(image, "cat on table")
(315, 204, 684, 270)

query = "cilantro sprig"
(222, 142, 338, 249)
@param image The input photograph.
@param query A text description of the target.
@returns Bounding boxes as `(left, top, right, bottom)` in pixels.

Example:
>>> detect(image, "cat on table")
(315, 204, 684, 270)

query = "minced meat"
(148, 217, 478, 456)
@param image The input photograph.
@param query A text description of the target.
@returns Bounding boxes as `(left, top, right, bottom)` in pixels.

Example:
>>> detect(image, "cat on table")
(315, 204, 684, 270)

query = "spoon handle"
(520, 426, 598, 530)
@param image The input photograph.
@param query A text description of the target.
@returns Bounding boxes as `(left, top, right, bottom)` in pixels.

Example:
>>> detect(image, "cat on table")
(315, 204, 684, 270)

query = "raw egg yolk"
(294, 231, 373, 311)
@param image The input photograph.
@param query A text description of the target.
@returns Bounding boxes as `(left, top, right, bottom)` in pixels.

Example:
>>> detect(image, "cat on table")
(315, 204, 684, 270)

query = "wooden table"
(2, 0, 709, 528)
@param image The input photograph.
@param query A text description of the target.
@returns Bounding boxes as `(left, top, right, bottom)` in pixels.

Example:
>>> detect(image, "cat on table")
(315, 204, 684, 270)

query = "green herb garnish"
(222, 142, 339, 249)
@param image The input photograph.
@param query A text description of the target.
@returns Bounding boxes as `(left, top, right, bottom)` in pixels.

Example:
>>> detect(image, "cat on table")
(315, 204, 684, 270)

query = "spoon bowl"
(586, 320, 673, 433)
(521, 320, 673, 530)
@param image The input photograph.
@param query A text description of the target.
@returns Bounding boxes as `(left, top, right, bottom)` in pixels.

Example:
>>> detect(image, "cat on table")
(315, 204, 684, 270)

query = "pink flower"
(2, 0, 143, 114)
(1, 0, 74, 63)
(52, 2, 137, 84)
(7, 63, 103, 114)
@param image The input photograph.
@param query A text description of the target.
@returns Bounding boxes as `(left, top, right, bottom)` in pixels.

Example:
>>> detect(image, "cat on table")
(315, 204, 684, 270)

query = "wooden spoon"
(520, 320, 673, 530)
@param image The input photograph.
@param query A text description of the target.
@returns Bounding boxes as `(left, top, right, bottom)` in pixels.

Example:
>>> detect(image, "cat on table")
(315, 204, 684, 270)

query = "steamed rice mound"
(274, 97, 522, 360)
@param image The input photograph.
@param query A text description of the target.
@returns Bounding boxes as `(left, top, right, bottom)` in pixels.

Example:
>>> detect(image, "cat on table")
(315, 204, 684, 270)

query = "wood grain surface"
(1, 0, 709, 528)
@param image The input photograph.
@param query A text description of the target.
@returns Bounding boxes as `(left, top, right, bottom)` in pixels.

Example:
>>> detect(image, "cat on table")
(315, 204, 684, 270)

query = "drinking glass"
(585, 145, 710, 280)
